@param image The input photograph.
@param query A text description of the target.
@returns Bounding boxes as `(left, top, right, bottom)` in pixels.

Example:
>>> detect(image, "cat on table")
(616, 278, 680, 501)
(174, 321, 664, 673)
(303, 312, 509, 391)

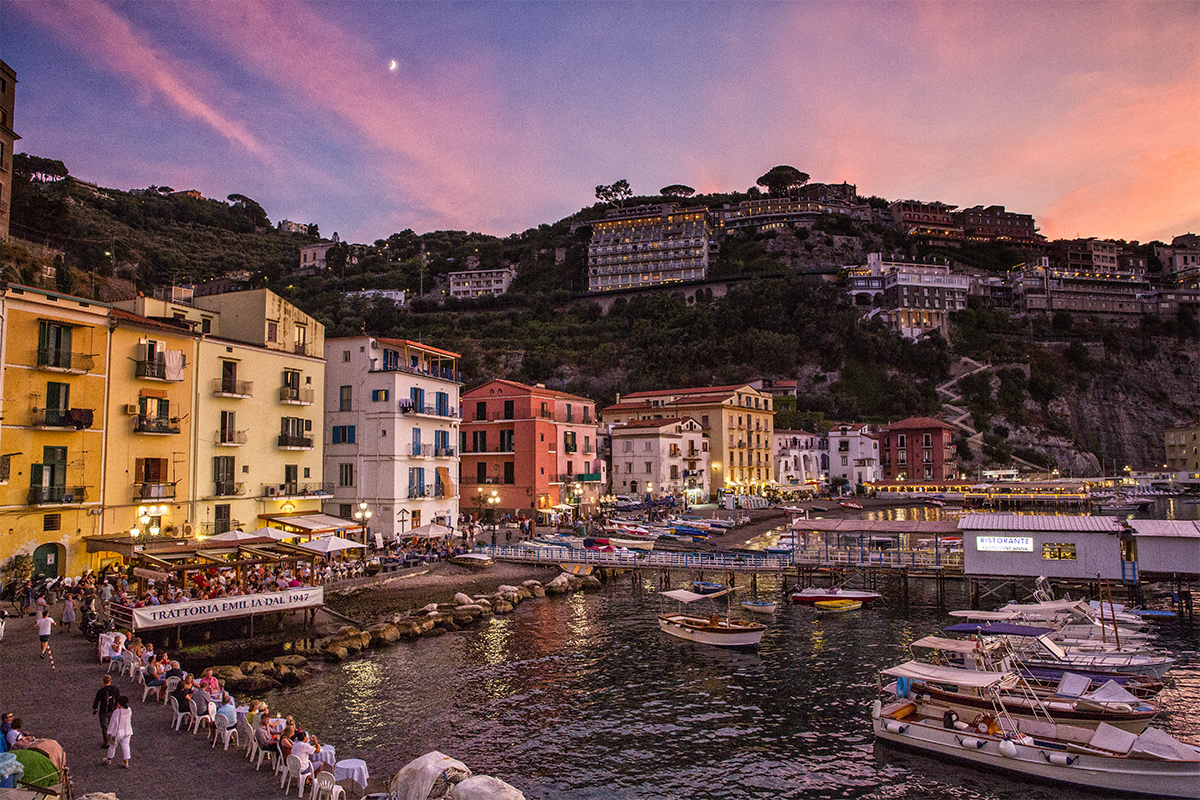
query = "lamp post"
(486, 489, 499, 522)
(354, 502, 372, 545)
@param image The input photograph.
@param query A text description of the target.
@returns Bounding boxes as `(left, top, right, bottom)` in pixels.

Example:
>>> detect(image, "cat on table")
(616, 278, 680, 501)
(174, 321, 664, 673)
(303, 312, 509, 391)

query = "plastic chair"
(141, 682, 157, 703)
(118, 650, 136, 680)
(280, 755, 312, 797)
(161, 676, 180, 705)
(309, 769, 345, 800)
(168, 695, 188, 731)
(190, 700, 216, 735)
(106, 649, 124, 674)
(212, 716, 240, 750)
(254, 738, 275, 771)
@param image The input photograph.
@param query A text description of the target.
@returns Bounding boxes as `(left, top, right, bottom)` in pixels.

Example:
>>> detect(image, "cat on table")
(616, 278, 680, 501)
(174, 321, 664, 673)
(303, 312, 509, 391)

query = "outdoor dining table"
(313, 745, 336, 768)
(333, 758, 369, 789)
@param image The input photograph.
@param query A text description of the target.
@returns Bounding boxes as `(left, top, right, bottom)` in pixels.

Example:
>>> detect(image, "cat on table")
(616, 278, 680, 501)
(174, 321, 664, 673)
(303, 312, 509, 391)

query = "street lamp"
(354, 501, 372, 544)
(486, 489, 500, 520)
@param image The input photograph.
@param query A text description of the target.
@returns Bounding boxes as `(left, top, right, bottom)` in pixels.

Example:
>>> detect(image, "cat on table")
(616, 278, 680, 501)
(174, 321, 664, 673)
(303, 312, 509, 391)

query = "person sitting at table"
(266, 710, 286, 734)
(289, 730, 322, 774)
(197, 668, 219, 695)
(171, 674, 195, 711)
(215, 693, 237, 730)
(246, 701, 264, 731)
(276, 724, 295, 760)
(5, 718, 25, 748)
(255, 716, 278, 759)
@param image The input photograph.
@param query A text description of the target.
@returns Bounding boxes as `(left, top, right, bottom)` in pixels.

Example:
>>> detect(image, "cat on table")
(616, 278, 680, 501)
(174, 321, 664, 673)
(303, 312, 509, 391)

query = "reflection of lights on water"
(811, 620, 824, 654)
(479, 616, 513, 666)
(565, 592, 591, 648)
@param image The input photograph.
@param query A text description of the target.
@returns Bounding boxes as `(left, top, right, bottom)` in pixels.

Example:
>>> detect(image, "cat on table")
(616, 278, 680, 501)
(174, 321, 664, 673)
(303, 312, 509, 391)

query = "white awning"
(948, 610, 1019, 620)
(882, 660, 1013, 689)
(911, 636, 983, 654)
(1002, 599, 1089, 615)
(260, 513, 360, 536)
(660, 588, 732, 603)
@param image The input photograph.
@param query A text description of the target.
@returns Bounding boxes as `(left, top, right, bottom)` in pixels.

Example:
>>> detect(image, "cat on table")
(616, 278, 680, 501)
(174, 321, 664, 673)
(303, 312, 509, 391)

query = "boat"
(740, 600, 776, 615)
(815, 599, 862, 613)
(809, 505, 830, 512)
(451, 553, 494, 570)
(790, 586, 882, 605)
(764, 543, 795, 555)
(657, 588, 767, 648)
(923, 497, 946, 507)
(559, 564, 594, 577)
(692, 580, 728, 595)
(839, 500, 863, 510)
(872, 662, 1200, 799)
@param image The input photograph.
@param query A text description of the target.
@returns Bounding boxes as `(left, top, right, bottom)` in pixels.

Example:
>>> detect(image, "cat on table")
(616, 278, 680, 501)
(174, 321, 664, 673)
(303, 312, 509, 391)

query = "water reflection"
(262, 576, 1200, 799)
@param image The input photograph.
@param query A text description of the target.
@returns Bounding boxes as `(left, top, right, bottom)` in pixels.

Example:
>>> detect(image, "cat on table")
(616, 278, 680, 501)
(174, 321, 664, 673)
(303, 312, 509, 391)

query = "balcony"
(212, 378, 253, 398)
(408, 486, 433, 499)
(558, 473, 602, 483)
(134, 482, 175, 500)
(31, 407, 94, 429)
(214, 481, 246, 497)
(135, 358, 183, 382)
(279, 387, 314, 405)
(564, 444, 577, 454)
(262, 481, 332, 498)
(214, 429, 248, 446)
(28, 485, 89, 504)
(293, 342, 313, 356)
(134, 415, 181, 435)
(434, 446, 457, 457)
(402, 402, 459, 418)
(372, 361, 463, 384)
(277, 434, 313, 450)
(36, 348, 94, 373)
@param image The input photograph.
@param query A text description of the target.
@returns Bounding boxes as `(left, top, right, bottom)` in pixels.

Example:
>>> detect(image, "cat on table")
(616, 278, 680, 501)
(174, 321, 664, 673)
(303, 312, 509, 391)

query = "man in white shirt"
(289, 731, 321, 774)
(36, 611, 56, 658)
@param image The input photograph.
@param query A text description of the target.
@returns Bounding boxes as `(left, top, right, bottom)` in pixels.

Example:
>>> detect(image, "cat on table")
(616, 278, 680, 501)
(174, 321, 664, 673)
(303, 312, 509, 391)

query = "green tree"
(756, 165, 809, 197)
(595, 179, 632, 207)
(660, 184, 695, 198)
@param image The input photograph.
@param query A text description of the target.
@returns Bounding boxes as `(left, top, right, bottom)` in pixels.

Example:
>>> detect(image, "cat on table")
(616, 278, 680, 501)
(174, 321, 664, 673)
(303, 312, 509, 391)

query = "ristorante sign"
(129, 586, 323, 630)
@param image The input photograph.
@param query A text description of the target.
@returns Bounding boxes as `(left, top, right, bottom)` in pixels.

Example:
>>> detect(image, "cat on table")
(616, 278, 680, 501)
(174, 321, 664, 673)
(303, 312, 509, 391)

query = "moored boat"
(451, 553, 494, 570)
(693, 580, 728, 595)
(740, 600, 776, 615)
(657, 588, 766, 648)
(815, 599, 862, 613)
(790, 586, 882, 605)
(839, 500, 863, 510)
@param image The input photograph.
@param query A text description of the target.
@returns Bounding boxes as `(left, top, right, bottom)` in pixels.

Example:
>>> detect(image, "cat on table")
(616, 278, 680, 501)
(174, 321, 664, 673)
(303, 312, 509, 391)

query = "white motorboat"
(657, 588, 766, 648)
(945, 622, 1176, 679)
(740, 600, 776, 615)
(790, 586, 882, 605)
(451, 553, 494, 570)
(873, 663, 1200, 798)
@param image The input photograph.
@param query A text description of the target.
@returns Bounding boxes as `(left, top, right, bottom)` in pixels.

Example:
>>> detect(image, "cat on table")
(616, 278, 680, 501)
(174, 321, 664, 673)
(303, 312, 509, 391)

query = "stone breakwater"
(207, 572, 600, 694)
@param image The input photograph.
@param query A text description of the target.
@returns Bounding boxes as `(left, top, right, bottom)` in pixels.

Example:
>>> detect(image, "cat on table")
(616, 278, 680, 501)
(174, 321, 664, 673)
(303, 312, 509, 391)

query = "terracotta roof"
(883, 417, 952, 431)
(110, 307, 199, 336)
(665, 393, 739, 406)
(611, 418, 692, 431)
(622, 384, 754, 399)
(600, 402, 654, 414)
(463, 378, 595, 404)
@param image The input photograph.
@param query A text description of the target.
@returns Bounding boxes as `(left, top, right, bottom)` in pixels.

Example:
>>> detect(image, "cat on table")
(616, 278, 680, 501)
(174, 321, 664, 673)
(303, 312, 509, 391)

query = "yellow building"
(1166, 420, 1200, 476)
(601, 384, 774, 500)
(115, 289, 327, 536)
(0, 284, 110, 577)
(99, 309, 199, 552)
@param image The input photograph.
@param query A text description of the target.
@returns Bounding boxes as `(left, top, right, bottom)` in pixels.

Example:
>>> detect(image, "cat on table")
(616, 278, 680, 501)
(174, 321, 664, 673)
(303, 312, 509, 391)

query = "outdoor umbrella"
(256, 527, 300, 541)
(408, 523, 452, 539)
(208, 528, 271, 542)
(297, 535, 364, 554)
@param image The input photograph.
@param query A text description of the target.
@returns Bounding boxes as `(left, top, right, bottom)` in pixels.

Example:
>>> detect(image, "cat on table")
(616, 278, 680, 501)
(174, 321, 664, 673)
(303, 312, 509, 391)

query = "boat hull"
(816, 600, 862, 613)
(740, 601, 776, 615)
(657, 614, 765, 648)
(873, 706, 1200, 799)
(791, 588, 882, 605)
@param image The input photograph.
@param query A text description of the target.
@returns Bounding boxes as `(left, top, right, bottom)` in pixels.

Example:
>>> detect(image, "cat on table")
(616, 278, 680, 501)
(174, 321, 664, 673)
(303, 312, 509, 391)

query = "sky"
(3, 0, 1198, 245)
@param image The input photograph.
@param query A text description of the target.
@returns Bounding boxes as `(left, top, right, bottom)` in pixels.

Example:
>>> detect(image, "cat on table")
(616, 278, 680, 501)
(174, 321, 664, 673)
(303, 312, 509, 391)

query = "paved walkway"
(0, 611, 369, 800)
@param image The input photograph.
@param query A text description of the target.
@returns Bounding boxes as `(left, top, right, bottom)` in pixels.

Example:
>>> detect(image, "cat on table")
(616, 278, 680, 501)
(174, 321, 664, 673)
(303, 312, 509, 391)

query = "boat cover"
(947, 610, 1019, 620)
(943, 622, 1054, 636)
(911, 636, 982, 654)
(1054, 672, 1092, 698)
(882, 660, 1013, 689)
(1083, 680, 1141, 705)
(1130, 727, 1200, 761)
(661, 589, 731, 603)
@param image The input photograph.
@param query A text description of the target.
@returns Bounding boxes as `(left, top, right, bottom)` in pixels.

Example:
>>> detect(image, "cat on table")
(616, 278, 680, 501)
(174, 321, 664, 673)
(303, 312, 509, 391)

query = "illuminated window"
(1042, 542, 1077, 561)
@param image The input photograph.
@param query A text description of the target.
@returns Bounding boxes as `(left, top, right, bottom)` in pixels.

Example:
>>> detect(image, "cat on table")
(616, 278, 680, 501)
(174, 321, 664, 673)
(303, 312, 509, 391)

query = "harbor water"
(265, 567, 1200, 799)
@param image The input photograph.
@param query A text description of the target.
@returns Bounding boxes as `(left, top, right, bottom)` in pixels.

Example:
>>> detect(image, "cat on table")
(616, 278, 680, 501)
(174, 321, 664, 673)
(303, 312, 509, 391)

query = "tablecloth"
(314, 745, 336, 767)
(334, 758, 369, 788)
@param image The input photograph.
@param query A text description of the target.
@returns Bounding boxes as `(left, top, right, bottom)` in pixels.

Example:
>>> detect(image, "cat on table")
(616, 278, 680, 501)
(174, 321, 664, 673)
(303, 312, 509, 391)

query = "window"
(338, 463, 354, 487)
(332, 425, 356, 444)
(623, 441, 632, 453)
(499, 429, 514, 452)
(564, 431, 577, 453)
(43, 513, 61, 532)
(372, 389, 389, 402)
(436, 391, 450, 416)
(44, 381, 69, 426)
(1042, 542, 1077, 561)
(645, 462, 652, 474)
(503, 461, 514, 484)
(923, 433, 932, 447)
(924, 465, 933, 479)
(625, 462, 632, 474)
(410, 387, 425, 412)
(219, 410, 236, 442)
(476, 401, 486, 420)
(670, 465, 678, 479)
(503, 400, 514, 420)
(266, 322, 278, 343)
(841, 455, 848, 466)
(37, 321, 73, 369)
(472, 430, 487, 452)
(213, 455, 235, 494)
(135, 457, 169, 492)
(701, 415, 709, 427)
(343, 351, 351, 362)
(898, 434, 906, 448)
(214, 505, 231, 535)
(339, 386, 353, 411)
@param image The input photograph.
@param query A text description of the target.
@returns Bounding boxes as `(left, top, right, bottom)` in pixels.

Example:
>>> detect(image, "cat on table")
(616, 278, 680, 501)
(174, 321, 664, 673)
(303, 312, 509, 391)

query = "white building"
(299, 241, 358, 275)
(448, 267, 516, 300)
(347, 289, 405, 305)
(846, 253, 969, 339)
(324, 336, 462, 540)
(826, 423, 880, 488)
(609, 418, 709, 504)
(774, 430, 827, 489)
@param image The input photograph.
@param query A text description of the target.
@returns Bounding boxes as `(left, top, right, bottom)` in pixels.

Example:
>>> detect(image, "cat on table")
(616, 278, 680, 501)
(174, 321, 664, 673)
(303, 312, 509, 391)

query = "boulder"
(239, 660, 262, 675)
(544, 573, 572, 595)
(522, 581, 546, 598)
(210, 664, 245, 684)
(516, 585, 532, 600)
(492, 599, 514, 614)
(455, 604, 485, 616)
(236, 672, 282, 692)
(323, 645, 349, 662)
(497, 585, 520, 594)
(420, 603, 440, 614)
(454, 592, 475, 606)
(580, 575, 603, 592)
(426, 626, 446, 637)
(335, 624, 361, 636)
(366, 622, 401, 645)
(275, 664, 291, 680)
(395, 620, 425, 638)
(471, 596, 493, 607)
(273, 654, 308, 668)
(280, 668, 306, 686)
(521, 580, 543, 589)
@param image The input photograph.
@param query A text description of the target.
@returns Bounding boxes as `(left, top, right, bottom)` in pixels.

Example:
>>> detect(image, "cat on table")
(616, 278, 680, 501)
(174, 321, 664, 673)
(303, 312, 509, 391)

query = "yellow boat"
(814, 599, 862, 613)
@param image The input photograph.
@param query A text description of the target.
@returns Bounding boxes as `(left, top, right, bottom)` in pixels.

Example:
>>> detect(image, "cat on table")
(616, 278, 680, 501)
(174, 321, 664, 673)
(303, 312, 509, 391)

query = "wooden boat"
(692, 580, 728, 595)
(657, 589, 766, 648)
(740, 600, 776, 615)
(790, 586, 882, 605)
(873, 663, 1200, 798)
(809, 505, 830, 512)
(451, 553, 494, 569)
(815, 599, 862, 613)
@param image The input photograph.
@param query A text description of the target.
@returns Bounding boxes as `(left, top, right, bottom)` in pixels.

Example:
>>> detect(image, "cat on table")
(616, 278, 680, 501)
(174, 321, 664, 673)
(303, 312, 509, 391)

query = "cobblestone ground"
(0, 610, 374, 800)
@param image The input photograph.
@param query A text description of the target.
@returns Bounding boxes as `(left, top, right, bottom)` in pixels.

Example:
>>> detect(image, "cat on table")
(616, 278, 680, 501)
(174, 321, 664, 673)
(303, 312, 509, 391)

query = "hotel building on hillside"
(459, 380, 604, 518)
(324, 336, 462, 539)
(587, 204, 713, 292)
(601, 384, 774, 500)
(845, 253, 969, 339)
(448, 267, 516, 299)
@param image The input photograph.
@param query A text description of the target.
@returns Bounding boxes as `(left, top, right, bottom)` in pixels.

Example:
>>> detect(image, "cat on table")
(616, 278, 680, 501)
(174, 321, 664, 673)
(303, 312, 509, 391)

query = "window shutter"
(135, 458, 145, 483)
(305, 419, 312, 431)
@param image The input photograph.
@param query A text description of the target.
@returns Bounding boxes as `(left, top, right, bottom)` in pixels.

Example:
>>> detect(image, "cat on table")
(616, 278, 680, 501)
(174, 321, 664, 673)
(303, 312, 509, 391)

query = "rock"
(366, 622, 401, 645)
(236, 673, 282, 692)
(521, 580, 543, 589)
(414, 617, 437, 635)
(455, 604, 485, 615)
(279, 668, 305, 686)
(497, 584, 520, 594)
(544, 573, 572, 595)
(420, 603, 439, 614)
(580, 575, 603, 592)
(426, 626, 446, 637)
(523, 581, 546, 598)
(454, 592, 475, 605)
(493, 600, 514, 614)
(78, 794, 121, 800)
(323, 645, 349, 661)
(211, 664, 245, 683)
(239, 660, 262, 675)
(275, 664, 290, 679)
(471, 595, 493, 607)
(273, 654, 308, 668)
(516, 586, 532, 600)
(395, 620, 424, 638)
(335, 624, 360, 636)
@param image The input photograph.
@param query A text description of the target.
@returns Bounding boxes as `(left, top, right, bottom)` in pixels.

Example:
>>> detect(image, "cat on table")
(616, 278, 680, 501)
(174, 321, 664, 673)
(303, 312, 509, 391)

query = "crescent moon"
(389, 59, 398, 71)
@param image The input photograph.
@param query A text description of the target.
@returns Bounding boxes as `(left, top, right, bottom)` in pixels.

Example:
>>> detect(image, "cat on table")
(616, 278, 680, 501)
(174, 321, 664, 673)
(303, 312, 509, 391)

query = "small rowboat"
(741, 600, 776, 615)
(815, 599, 862, 613)
(839, 501, 863, 510)
(693, 580, 728, 595)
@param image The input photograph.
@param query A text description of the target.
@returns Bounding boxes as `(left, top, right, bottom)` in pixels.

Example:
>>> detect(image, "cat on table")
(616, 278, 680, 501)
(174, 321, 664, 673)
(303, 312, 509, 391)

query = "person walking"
(61, 592, 77, 635)
(102, 696, 132, 768)
(93, 675, 120, 748)
(35, 610, 56, 660)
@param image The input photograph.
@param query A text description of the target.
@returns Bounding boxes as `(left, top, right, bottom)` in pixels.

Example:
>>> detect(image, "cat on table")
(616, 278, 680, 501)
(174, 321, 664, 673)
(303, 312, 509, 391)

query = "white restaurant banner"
(129, 586, 324, 630)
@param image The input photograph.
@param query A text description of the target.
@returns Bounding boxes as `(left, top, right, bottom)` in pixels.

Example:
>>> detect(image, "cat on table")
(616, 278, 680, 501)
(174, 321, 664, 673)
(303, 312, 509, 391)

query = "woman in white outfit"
(103, 696, 133, 768)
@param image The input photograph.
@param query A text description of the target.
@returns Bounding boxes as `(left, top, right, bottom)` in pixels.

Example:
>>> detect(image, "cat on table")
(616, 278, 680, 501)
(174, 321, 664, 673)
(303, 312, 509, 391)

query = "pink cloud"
(14, 0, 272, 160)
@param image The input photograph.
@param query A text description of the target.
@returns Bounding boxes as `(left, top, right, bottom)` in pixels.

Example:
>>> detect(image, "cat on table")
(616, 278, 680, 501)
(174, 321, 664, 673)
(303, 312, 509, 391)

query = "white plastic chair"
(212, 716, 240, 750)
(309, 769, 345, 800)
(168, 695, 188, 731)
(106, 649, 124, 673)
(190, 700, 216, 735)
(254, 737, 276, 771)
(161, 676, 180, 705)
(280, 755, 312, 797)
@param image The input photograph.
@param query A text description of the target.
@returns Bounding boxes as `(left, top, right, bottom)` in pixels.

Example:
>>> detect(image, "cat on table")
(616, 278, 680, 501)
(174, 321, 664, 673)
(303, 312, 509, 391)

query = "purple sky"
(4, 0, 1198, 244)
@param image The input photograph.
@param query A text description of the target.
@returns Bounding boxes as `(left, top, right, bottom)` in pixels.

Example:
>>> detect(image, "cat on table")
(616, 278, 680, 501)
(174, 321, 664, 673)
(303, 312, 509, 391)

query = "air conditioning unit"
(265, 486, 279, 497)
(124, 404, 139, 415)
(181, 522, 194, 536)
